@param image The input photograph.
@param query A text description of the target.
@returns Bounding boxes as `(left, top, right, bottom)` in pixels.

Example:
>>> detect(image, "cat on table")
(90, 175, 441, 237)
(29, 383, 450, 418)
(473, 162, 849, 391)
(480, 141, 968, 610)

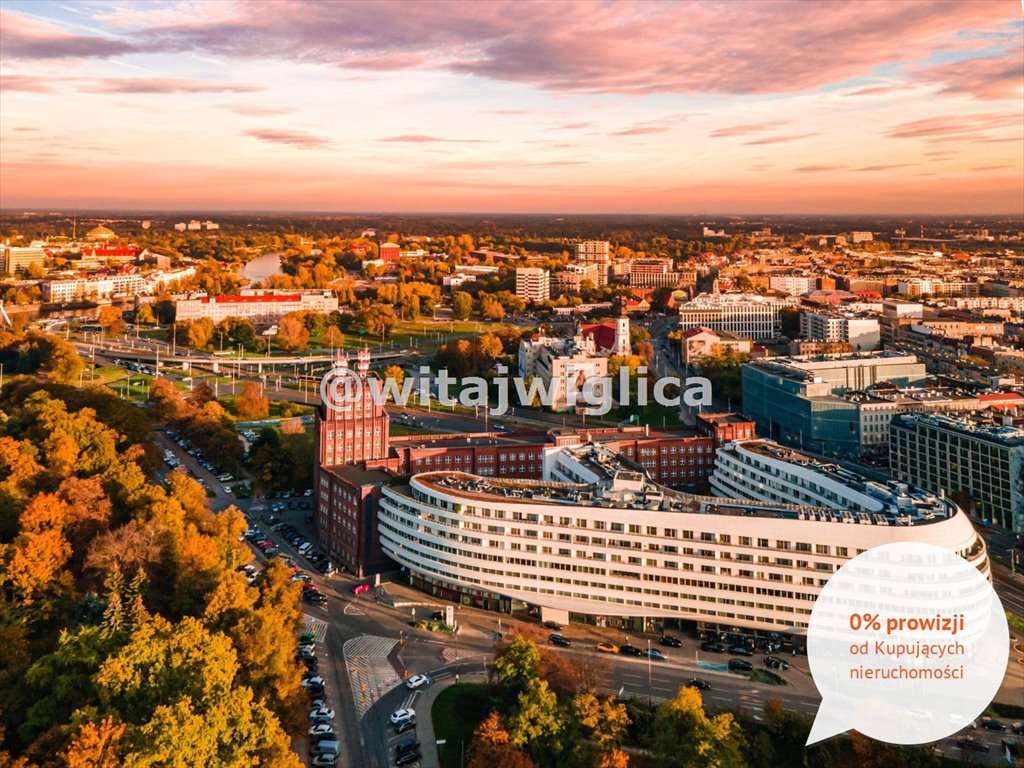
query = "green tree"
(452, 291, 474, 320)
(507, 679, 564, 762)
(652, 687, 746, 768)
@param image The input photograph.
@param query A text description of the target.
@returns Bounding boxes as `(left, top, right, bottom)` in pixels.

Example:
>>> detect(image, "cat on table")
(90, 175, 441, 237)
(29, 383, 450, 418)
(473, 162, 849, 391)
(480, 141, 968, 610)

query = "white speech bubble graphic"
(806, 541, 1008, 746)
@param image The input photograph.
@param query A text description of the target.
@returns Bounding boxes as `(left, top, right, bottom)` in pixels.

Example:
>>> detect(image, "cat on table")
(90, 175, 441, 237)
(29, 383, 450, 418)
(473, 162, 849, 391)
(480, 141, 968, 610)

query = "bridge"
(78, 342, 415, 373)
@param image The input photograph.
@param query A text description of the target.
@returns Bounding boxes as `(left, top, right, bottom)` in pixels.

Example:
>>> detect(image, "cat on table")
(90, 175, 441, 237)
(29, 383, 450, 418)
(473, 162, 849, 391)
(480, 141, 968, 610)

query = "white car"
(405, 674, 430, 690)
(390, 708, 416, 725)
(301, 676, 325, 688)
(311, 756, 337, 767)
(309, 707, 335, 720)
(309, 724, 335, 737)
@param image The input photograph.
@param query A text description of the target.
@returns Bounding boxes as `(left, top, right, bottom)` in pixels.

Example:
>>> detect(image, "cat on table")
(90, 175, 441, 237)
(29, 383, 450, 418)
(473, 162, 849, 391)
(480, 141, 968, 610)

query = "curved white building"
(378, 444, 986, 635)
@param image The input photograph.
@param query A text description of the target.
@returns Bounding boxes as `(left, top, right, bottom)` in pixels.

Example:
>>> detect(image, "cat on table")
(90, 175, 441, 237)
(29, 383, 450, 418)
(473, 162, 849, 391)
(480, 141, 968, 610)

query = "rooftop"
(722, 440, 957, 524)
(406, 470, 914, 527)
(891, 412, 1024, 445)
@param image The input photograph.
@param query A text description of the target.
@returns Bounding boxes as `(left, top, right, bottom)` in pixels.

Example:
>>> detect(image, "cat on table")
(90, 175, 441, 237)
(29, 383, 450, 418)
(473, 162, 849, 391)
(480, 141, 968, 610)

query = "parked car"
(311, 755, 337, 767)
(390, 708, 416, 725)
(618, 645, 644, 657)
(542, 621, 563, 630)
(701, 642, 725, 653)
(982, 718, 1007, 732)
(729, 645, 753, 656)
(644, 648, 667, 661)
(660, 635, 683, 648)
(309, 724, 335, 737)
(728, 659, 753, 673)
(309, 708, 335, 720)
(405, 674, 431, 690)
(763, 655, 789, 670)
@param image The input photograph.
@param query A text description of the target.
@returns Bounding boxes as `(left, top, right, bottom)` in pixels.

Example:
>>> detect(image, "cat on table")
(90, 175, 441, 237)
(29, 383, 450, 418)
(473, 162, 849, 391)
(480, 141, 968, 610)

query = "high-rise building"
(0, 246, 46, 275)
(889, 413, 1024, 533)
(575, 240, 610, 286)
(313, 350, 392, 575)
(515, 267, 550, 302)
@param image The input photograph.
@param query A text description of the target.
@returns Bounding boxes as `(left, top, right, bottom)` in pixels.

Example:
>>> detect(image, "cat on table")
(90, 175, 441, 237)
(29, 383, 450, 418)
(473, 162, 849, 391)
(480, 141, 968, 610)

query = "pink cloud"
(244, 129, 330, 148)
(5, 1, 1018, 96)
(845, 84, 908, 96)
(794, 164, 844, 172)
(378, 135, 489, 143)
(915, 50, 1024, 100)
(0, 75, 53, 92)
(0, 74, 260, 94)
(0, 9, 140, 59)
(84, 78, 262, 94)
(744, 133, 819, 145)
(711, 120, 789, 137)
(885, 113, 1019, 139)
(220, 103, 294, 116)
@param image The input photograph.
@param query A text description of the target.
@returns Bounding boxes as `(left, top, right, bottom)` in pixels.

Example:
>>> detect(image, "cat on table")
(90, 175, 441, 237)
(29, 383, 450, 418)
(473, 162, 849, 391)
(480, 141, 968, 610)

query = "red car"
(255, 539, 275, 550)
(352, 583, 371, 595)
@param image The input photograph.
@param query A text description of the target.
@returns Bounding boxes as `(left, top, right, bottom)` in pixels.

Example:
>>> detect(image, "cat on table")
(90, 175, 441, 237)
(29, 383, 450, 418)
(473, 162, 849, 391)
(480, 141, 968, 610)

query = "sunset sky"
(1, 0, 1022, 214)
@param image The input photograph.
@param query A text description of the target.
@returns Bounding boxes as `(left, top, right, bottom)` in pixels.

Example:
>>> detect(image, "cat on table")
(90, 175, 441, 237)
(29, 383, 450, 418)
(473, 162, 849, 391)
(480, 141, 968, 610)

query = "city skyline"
(1, 0, 1022, 214)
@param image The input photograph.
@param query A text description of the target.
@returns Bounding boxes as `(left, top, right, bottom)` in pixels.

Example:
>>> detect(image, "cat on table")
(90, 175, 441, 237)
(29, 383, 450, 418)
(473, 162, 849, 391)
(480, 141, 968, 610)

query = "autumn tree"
(652, 687, 746, 768)
(236, 382, 269, 420)
(97, 306, 126, 336)
(134, 304, 156, 326)
(322, 325, 345, 350)
(276, 313, 309, 351)
(467, 712, 537, 768)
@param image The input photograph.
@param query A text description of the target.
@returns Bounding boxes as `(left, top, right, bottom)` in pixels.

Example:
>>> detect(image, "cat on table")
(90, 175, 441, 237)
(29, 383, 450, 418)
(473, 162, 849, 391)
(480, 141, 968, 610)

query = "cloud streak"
(244, 128, 331, 148)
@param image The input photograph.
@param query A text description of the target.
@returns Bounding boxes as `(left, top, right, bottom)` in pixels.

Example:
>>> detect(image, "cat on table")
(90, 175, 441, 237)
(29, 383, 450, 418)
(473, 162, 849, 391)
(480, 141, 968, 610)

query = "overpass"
(79, 342, 414, 373)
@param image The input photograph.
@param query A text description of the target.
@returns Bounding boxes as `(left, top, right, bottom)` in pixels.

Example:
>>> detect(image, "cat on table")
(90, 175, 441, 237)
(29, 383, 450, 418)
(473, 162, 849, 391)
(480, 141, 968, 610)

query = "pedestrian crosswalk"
(302, 615, 329, 642)
(343, 635, 400, 718)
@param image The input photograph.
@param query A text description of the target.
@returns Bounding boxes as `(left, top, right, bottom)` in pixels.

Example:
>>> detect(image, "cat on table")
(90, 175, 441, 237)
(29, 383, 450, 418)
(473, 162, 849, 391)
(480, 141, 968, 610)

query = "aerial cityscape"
(1, 1, 1022, 768)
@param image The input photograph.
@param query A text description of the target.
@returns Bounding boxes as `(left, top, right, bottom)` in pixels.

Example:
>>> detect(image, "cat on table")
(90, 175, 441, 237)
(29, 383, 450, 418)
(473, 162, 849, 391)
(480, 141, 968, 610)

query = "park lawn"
(218, 394, 314, 420)
(431, 683, 491, 768)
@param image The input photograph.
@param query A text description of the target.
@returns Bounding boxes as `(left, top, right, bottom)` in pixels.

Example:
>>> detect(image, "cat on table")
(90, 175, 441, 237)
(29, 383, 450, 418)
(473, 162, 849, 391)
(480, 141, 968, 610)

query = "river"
(242, 250, 285, 283)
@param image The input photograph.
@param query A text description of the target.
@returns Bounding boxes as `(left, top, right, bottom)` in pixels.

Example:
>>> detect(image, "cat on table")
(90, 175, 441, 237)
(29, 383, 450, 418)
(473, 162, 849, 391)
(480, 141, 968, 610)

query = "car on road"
(395, 738, 421, 766)
(405, 674, 431, 690)
(701, 642, 725, 653)
(595, 642, 619, 654)
(763, 655, 789, 670)
(728, 645, 753, 656)
(660, 635, 683, 648)
(549, 633, 571, 647)
(390, 708, 416, 725)
(309, 708, 334, 720)
(644, 648, 667, 661)
(982, 719, 1007, 731)
(728, 659, 753, 673)
(352, 583, 371, 595)
(542, 620, 563, 630)
(618, 645, 644, 657)
(956, 738, 991, 753)
(686, 678, 711, 691)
